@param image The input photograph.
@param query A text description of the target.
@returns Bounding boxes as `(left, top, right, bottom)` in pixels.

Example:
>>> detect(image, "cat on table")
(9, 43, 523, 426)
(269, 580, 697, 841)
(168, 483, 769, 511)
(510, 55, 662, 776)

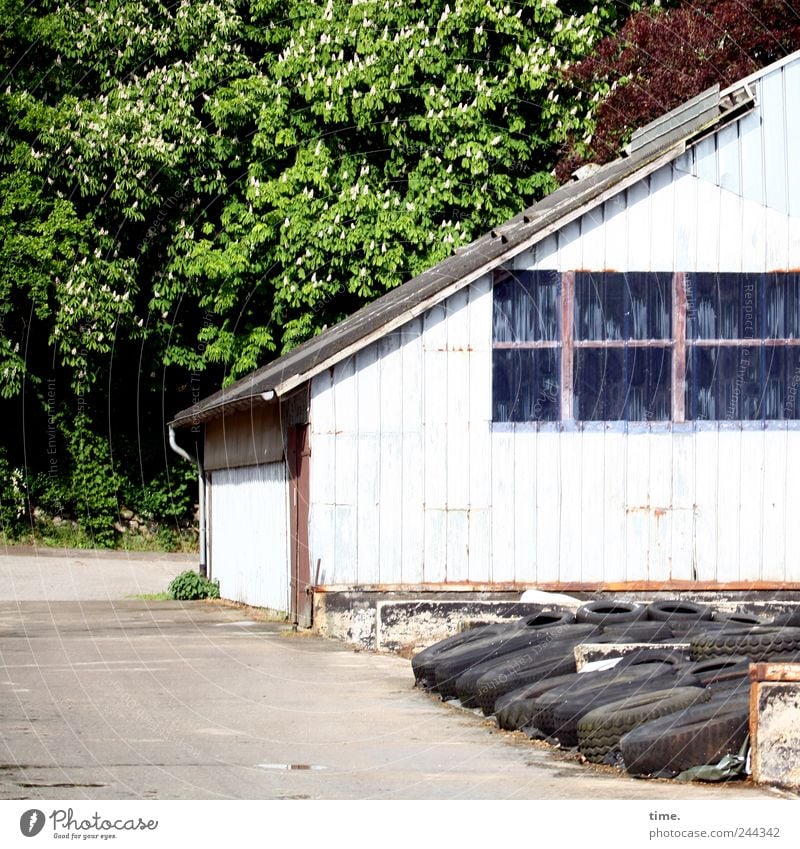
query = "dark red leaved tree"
(555, 0, 800, 182)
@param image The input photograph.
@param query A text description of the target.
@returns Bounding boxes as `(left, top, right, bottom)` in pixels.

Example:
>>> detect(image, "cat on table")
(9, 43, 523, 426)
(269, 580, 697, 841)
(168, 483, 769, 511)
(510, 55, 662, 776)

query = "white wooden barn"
(170, 52, 800, 632)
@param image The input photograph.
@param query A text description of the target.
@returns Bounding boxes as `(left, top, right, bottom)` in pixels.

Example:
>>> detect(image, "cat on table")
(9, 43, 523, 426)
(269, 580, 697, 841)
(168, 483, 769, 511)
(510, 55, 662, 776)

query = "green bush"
(168, 570, 220, 600)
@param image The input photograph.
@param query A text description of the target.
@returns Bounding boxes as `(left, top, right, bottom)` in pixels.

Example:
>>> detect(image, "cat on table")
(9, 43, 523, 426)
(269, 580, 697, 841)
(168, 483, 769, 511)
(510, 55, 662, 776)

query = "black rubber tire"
(689, 626, 800, 662)
(431, 623, 597, 699)
(675, 655, 751, 687)
(546, 672, 684, 746)
(647, 599, 713, 624)
(495, 672, 581, 731)
(620, 694, 750, 777)
(578, 686, 711, 763)
(769, 608, 800, 628)
(577, 600, 647, 626)
(455, 640, 576, 707)
(596, 620, 675, 642)
(475, 651, 577, 715)
(412, 623, 501, 684)
(712, 611, 769, 627)
(513, 610, 576, 629)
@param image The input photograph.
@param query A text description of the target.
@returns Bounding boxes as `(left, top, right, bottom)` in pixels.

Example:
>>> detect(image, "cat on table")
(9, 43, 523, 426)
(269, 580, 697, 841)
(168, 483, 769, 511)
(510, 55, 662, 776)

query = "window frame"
(491, 269, 800, 425)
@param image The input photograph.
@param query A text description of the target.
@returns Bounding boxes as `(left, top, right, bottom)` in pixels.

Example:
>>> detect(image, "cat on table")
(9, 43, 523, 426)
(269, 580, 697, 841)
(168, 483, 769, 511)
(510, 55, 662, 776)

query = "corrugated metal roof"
(170, 83, 755, 428)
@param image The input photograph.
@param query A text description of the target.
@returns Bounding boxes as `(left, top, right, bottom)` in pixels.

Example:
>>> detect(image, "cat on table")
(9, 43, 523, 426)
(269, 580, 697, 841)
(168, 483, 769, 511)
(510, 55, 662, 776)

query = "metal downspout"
(168, 425, 207, 578)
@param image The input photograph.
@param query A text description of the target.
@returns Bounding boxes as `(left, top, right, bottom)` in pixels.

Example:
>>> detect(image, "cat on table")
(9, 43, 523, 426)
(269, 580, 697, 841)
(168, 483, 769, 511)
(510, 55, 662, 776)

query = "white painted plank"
(401, 318, 423, 433)
(446, 287, 470, 350)
(693, 428, 719, 582)
(717, 190, 743, 273)
(741, 196, 767, 273)
(356, 432, 380, 584)
(491, 429, 515, 582)
(333, 357, 357, 434)
(310, 503, 336, 587)
(467, 274, 493, 352)
(310, 371, 335, 434)
(334, 504, 357, 585)
(557, 219, 582, 270)
(469, 421, 492, 509)
(717, 121, 741, 196)
(356, 344, 380, 433)
(423, 351, 448, 425)
(786, 60, 800, 218)
(602, 193, 627, 271)
(670, 430, 695, 581)
(580, 430, 605, 582)
(580, 204, 605, 270)
(765, 205, 789, 272)
(761, 428, 787, 582)
(739, 108, 764, 207)
(378, 432, 403, 584)
(716, 428, 742, 582)
(649, 165, 675, 271)
(424, 422, 448, 509)
(513, 428, 537, 584)
(469, 348, 492, 424)
(422, 302, 447, 350)
(784, 433, 800, 581)
(694, 135, 717, 185)
(672, 172, 698, 271)
(626, 179, 652, 271)
(737, 430, 764, 583)
(423, 508, 447, 583)
(559, 431, 582, 581)
(468, 508, 492, 583)
(647, 431, 673, 581)
(334, 432, 357, 510)
(311, 433, 336, 504)
(789, 216, 800, 269)
(446, 510, 469, 582)
(401, 431, 424, 584)
(532, 234, 558, 270)
(378, 332, 403, 433)
(602, 430, 626, 583)
(535, 431, 561, 583)
(694, 181, 719, 273)
(624, 434, 650, 581)
(447, 352, 470, 509)
(761, 69, 789, 214)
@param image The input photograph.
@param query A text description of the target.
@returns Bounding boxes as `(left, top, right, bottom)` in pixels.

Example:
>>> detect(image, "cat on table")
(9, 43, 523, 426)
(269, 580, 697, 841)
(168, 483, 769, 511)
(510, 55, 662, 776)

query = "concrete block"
(750, 662, 800, 791)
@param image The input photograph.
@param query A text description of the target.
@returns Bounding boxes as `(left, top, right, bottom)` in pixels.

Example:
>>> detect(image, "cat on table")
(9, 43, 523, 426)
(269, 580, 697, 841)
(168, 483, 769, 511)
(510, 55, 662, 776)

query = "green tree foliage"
(1, 0, 619, 543)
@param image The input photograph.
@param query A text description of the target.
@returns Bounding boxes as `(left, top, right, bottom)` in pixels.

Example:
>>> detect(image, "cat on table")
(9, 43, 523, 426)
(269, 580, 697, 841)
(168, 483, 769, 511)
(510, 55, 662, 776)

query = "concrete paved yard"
(0, 550, 784, 800)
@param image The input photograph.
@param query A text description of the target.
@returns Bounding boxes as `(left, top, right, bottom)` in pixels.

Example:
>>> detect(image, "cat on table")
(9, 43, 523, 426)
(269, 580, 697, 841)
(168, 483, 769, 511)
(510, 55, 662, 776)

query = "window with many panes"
(492, 270, 800, 422)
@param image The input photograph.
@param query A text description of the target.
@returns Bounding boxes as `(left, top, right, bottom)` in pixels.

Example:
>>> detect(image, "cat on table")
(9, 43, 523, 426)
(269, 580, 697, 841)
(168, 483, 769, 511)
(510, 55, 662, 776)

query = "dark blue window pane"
(575, 272, 671, 341)
(493, 270, 560, 343)
(493, 348, 560, 422)
(574, 347, 671, 421)
(687, 346, 761, 420)
(687, 273, 762, 340)
(765, 273, 800, 339)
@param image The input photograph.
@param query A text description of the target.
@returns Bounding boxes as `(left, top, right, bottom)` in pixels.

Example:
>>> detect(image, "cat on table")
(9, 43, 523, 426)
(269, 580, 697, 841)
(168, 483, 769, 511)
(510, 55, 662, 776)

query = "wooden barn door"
(288, 424, 312, 627)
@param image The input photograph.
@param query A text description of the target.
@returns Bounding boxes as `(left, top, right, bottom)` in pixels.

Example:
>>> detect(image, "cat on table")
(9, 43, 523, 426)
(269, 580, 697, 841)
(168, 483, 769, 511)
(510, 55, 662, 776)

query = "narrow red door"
(288, 424, 312, 627)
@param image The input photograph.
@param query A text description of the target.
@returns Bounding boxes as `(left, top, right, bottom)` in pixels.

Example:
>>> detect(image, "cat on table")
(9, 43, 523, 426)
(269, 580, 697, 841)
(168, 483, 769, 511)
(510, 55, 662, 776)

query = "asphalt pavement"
(0, 548, 785, 800)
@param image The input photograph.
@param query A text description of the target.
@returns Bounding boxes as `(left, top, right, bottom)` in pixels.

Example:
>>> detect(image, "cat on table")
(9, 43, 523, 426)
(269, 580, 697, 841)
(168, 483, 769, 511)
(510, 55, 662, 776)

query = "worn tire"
(689, 626, 800, 662)
(475, 651, 577, 715)
(620, 694, 750, 777)
(712, 611, 769, 627)
(577, 600, 647, 626)
(495, 672, 581, 731)
(432, 622, 596, 699)
(577, 686, 711, 763)
(412, 623, 500, 684)
(647, 599, 713, 625)
(611, 647, 688, 671)
(596, 620, 675, 643)
(676, 655, 751, 687)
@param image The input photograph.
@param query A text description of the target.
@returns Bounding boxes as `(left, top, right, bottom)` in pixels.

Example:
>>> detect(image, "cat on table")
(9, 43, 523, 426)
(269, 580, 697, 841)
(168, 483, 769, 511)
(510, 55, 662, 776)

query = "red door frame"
(288, 424, 312, 626)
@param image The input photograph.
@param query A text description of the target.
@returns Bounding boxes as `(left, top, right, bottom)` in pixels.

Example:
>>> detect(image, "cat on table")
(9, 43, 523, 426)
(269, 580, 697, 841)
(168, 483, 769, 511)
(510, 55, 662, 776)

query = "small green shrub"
(168, 570, 220, 600)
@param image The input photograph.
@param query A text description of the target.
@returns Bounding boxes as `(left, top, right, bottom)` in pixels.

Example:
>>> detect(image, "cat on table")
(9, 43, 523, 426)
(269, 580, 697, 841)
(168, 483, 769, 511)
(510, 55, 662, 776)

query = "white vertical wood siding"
(209, 463, 290, 611)
(308, 55, 800, 586)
